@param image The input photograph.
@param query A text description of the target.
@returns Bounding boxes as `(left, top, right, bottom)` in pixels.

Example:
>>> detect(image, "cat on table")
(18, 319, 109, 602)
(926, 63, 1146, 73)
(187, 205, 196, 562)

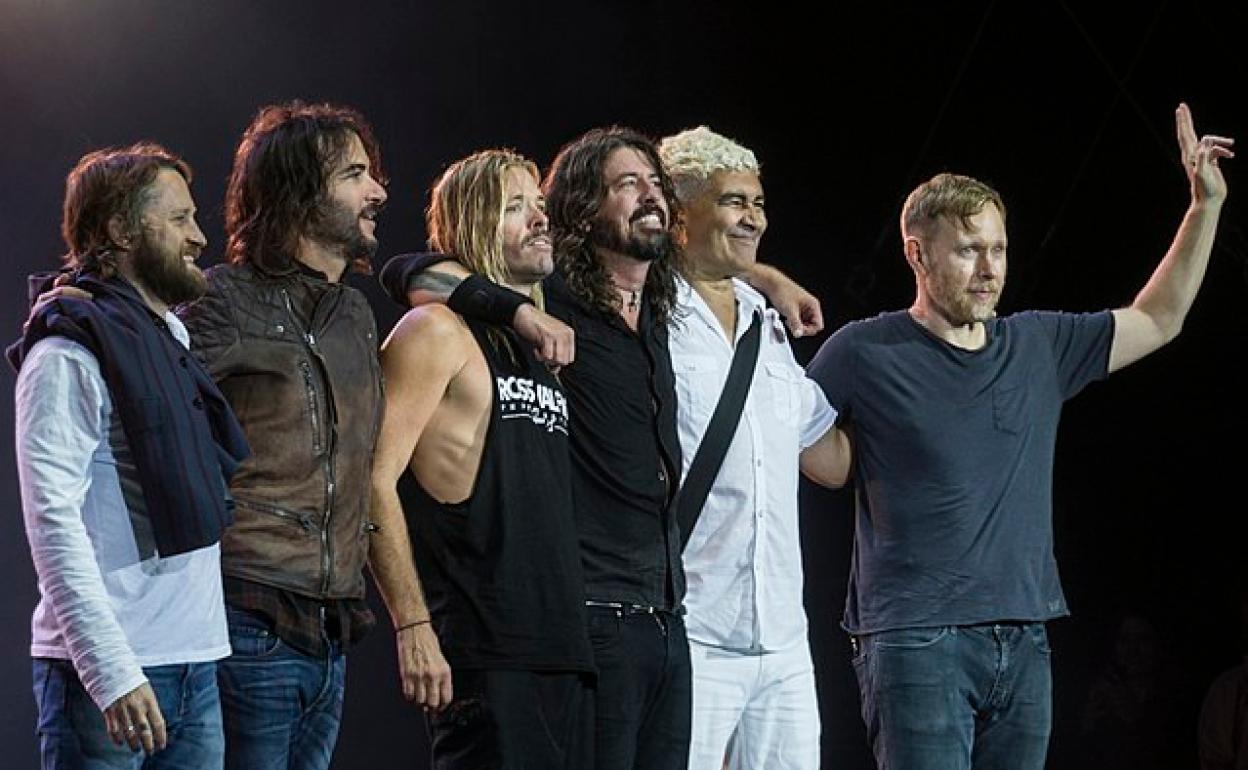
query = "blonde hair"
(658, 125, 759, 204)
(901, 172, 1006, 243)
(427, 149, 541, 290)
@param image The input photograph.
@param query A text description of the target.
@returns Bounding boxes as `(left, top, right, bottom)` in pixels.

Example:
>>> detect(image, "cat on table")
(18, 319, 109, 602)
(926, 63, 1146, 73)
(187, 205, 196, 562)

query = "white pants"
(687, 639, 821, 770)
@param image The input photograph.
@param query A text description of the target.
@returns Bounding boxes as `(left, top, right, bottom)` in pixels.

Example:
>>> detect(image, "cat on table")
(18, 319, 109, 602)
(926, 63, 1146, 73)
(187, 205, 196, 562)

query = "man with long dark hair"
(176, 101, 403, 770)
(12, 143, 248, 769)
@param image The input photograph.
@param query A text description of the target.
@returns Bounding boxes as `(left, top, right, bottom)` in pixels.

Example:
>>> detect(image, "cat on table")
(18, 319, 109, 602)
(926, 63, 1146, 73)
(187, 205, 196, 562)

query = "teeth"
(637, 214, 661, 226)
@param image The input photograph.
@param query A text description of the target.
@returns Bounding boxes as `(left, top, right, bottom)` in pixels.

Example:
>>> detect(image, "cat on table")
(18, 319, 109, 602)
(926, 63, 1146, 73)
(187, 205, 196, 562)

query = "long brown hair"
(224, 101, 386, 274)
(543, 126, 679, 324)
(61, 142, 192, 277)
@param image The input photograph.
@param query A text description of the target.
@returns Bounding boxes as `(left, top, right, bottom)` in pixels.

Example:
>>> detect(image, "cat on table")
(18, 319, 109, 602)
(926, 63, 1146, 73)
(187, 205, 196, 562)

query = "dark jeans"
(852, 622, 1052, 770)
(32, 658, 223, 770)
(587, 605, 692, 770)
(427, 668, 593, 769)
(217, 607, 345, 770)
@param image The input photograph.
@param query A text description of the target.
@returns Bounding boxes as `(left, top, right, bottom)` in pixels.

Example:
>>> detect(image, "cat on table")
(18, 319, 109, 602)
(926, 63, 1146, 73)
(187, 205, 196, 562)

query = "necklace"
(612, 281, 642, 312)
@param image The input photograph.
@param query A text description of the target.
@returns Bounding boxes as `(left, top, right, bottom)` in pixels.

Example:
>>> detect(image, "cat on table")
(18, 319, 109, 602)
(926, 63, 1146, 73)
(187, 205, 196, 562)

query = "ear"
(107, 214, 133, 251)
(903, 236, 925, 274)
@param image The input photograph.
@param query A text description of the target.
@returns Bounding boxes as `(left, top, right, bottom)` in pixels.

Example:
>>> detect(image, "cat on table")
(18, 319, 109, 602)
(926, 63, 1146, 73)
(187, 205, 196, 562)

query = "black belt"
(585, 600, 666, 615)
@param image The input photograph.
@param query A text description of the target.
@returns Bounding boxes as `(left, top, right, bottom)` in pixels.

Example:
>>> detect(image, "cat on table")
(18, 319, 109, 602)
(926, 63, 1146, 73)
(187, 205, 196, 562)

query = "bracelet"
(395, 619, 431, 633)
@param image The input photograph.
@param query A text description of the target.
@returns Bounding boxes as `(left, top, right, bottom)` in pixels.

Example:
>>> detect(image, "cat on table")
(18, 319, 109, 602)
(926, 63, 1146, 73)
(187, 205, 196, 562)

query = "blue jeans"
(852, 623, 1052, 770)
(32, 658, 223, 770)
(217, 608, 345, 770)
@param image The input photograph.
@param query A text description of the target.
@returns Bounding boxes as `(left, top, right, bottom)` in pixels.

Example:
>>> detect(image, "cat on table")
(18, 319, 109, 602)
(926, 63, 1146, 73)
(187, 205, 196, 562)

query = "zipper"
(235, 498, 314, 530)
(281, 288, 339, 595)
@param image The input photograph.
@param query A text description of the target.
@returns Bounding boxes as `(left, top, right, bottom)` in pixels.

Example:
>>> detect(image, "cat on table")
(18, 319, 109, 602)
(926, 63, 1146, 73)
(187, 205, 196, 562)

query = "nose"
(741, 203, 766, 231)
(367, 173, 388, 204)
(530, 205, 548, 231)
(188, 218, 208, 248)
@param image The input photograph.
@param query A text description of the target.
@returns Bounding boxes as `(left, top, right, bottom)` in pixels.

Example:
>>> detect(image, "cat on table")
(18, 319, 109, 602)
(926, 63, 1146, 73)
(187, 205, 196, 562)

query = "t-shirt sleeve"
(805, 325, 855, 422)
(1028, 310, 1114, 400)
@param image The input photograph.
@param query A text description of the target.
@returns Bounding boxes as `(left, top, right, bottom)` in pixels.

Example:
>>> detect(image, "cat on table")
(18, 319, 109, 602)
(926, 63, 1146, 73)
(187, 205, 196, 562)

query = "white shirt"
(671, 276, 837, 652)
(15, 312, 230, 710)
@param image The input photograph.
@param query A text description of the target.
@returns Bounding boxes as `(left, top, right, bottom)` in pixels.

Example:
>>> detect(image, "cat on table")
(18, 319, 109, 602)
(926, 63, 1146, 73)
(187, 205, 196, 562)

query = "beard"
(132, 233, 206, 307)
(306, 196, 379, 262)
(587, 204, 672, 263)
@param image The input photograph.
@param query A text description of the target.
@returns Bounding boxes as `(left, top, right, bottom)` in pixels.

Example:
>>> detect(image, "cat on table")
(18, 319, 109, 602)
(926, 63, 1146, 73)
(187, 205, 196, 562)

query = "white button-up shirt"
(671, 276, 837, 652)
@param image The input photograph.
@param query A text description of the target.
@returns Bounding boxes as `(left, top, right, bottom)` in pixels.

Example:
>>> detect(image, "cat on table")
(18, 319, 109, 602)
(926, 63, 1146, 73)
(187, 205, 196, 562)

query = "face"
(914, 203, 1007, 326)
(500, 165, 552, 286)
(306, 131, 387, 260)
(588, 146, 672, 262)
(130, 168, 208, 306)
(681, 169, 766, 280)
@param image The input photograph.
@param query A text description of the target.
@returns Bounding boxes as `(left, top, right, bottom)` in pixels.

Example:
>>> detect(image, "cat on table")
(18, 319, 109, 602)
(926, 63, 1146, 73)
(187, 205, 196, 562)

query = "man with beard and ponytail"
(11, 143, 249, 769)
(380, 126, 822, 769)
(371, 149, 594, 768)
(175, 101, 395, 770)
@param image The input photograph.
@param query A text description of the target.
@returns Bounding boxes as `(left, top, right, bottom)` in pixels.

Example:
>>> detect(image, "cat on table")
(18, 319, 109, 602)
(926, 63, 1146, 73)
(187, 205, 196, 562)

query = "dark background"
(2, 1, 1245, 767)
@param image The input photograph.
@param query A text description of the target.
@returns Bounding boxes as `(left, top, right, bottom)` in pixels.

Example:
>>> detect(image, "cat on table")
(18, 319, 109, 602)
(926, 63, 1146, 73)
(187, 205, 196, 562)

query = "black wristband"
(447, 274, 533, 327)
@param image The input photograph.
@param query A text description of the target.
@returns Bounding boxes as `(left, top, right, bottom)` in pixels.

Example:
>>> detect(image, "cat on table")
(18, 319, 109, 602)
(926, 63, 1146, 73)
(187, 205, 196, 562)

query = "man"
(176, 101, 396, 770)
(370, 149, 594, 767)
(806, 103, 1233, 769)
(381, 126, 825, 770)
(657, 126, 850, 770)
(12, 143, 249, 768)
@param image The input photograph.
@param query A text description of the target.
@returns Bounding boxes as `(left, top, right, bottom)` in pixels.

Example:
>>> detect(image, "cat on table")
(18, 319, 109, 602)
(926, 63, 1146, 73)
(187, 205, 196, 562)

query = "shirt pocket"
(763, 361, 804, 426)
(672, 355, 718, 424)
(992, 384, 1027, 435)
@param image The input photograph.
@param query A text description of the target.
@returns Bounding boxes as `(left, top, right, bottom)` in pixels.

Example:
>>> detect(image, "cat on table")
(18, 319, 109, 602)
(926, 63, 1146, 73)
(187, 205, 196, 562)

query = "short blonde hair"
(658, 126, 759, 204)
(901, 172, 1006, 243)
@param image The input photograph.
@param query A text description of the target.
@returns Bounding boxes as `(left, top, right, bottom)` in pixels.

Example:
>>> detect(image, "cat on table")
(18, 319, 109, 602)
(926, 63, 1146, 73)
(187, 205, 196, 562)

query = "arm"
(368, 306, 469, 710)
(15, 340, 167, 754)
(800, 424, 853, 489)
(743, 263, 824, 337)
(1108, 103, 1234, 373)
(378, 253, 574, 367)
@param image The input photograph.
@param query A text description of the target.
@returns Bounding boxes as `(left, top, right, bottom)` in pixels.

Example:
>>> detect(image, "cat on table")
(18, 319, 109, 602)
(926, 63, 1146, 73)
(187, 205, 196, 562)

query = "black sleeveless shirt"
(411, 320, 593, 673)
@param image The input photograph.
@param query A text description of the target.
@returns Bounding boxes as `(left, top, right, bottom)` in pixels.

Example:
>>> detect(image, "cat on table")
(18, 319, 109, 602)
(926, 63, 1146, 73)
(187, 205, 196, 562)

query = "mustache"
(629, 203, 666, 227)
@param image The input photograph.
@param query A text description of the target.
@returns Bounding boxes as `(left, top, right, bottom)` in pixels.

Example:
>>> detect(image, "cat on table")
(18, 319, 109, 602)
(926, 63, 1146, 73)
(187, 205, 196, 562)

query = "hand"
(514, 304, 575, 370)
(103, 682, 166, 754)
(395, 622, 453, 711)
(779, 285, 825, 338)
(23, 284, 93, 334)
(1176, 102, 1234, 203)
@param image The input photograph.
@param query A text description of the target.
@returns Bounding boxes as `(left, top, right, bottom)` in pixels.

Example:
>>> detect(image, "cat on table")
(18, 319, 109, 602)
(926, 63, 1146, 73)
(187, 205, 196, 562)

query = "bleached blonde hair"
(658, 125, 760, 204)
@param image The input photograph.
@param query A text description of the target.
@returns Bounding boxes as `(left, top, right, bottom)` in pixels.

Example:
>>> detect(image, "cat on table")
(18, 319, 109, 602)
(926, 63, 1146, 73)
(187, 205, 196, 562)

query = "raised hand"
(1176, 102, 1234, 203)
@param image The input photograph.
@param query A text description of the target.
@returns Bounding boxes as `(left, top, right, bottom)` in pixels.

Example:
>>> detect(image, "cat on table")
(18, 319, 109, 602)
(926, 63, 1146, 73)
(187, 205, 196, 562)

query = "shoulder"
(16, 337, 101, 396)
(384, 304, 470, 354)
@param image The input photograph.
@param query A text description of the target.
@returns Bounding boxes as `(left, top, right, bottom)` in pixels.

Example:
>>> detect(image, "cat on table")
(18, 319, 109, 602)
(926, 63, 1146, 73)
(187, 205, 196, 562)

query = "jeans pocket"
(1023, 623, 1052, 655)
(585, 609, 623, 651)
(874, 626, 954, 650)
(227, 611, 283, 658)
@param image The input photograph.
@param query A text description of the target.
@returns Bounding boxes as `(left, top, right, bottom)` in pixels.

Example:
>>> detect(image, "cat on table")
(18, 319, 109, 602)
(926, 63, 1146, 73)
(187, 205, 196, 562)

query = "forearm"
(1130, 197, 1224, 339)
(367, 485, 433, 627)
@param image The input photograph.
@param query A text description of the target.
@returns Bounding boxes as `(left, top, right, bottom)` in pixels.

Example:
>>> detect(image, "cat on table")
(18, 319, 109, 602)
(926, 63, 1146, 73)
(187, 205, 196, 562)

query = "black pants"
(587, 606, 693, 770)
(427, 668, 593, 770)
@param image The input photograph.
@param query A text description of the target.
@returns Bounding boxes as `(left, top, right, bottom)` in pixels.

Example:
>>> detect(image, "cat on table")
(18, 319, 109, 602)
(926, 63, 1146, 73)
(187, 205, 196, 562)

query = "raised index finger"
(1176, 103, 1198, 158)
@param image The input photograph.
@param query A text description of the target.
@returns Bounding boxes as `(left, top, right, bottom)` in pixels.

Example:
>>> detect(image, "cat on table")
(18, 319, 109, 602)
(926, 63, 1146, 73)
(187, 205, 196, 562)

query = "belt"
(585, 600, 665, 615)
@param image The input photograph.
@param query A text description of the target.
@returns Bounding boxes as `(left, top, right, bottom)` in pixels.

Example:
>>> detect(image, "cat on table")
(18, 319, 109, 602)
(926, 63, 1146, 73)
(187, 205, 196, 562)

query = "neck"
(295, 237, 348, 283)
(908, 297, 986, 350)
(599, 248, 650, 321)
(686, 272, 737, 341)
(115, 256, 169, 317)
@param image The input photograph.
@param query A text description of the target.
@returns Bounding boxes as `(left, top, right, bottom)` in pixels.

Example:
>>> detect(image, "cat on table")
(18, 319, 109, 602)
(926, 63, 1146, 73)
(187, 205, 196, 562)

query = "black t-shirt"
(413, 320, 594, 673)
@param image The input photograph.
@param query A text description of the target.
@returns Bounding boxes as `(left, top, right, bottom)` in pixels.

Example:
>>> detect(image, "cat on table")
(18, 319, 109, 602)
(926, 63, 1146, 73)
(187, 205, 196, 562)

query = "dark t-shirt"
(806, 309, 1114, 633)
(413, 320, 594, 673)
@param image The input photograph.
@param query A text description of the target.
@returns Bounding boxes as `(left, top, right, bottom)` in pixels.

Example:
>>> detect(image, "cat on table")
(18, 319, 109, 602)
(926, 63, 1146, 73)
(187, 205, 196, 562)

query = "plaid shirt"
(225, 577, 375, 658)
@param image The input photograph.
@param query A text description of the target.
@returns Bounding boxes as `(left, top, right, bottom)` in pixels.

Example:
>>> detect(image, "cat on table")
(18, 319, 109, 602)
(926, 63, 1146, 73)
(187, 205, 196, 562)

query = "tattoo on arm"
(409, 271, 464, 300)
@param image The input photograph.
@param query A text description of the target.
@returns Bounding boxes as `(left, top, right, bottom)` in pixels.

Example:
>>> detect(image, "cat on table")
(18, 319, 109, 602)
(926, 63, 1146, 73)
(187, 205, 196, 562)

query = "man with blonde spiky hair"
(371, 149, 594, 769)
(659, 125, 850, 770)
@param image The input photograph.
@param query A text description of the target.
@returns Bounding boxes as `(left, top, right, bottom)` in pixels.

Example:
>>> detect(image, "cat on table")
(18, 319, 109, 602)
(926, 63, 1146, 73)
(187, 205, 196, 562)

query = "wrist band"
(447, 274, 533, 327)
(395, 619, 431, 633)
